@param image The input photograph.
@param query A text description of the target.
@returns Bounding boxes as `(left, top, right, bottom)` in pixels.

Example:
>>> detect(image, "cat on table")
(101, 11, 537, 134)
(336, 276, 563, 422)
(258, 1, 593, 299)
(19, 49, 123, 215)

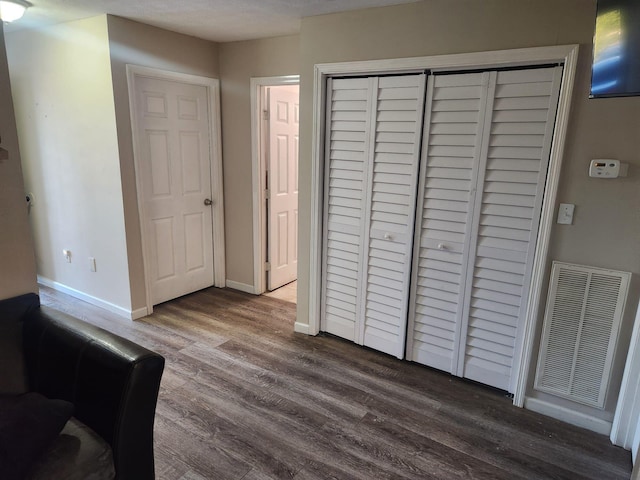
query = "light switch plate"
(557, 203, 575, 225)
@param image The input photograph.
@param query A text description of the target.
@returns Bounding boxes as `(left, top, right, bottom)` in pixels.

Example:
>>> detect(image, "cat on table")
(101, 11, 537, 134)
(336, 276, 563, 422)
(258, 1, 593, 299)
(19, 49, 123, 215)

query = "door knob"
(204, 198, 213, 206)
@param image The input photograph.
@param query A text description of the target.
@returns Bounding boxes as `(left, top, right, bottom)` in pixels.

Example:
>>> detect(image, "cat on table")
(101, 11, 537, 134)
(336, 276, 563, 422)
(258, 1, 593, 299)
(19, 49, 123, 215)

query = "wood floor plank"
(358, 412, 601, 480)
(159, 388, 302, 479)
(38, 286, 633, 480)
(154, 413, 252, 480)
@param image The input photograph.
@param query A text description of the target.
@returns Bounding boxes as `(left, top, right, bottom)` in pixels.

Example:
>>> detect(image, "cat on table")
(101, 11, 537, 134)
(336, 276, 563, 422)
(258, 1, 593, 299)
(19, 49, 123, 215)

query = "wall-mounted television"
(590, 0, 640, 98)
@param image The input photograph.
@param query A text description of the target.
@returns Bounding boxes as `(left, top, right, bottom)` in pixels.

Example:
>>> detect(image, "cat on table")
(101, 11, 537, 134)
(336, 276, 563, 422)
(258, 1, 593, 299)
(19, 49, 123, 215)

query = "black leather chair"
(1, 293, 164, 479)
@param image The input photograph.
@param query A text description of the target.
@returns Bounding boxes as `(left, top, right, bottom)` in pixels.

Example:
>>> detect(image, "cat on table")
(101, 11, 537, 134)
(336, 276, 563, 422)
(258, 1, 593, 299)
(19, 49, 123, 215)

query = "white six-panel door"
(321, 74, 426, 358)
(267, 85, 300, 291)
(133, 76, 215, 305)
(407, 66, 563, 392)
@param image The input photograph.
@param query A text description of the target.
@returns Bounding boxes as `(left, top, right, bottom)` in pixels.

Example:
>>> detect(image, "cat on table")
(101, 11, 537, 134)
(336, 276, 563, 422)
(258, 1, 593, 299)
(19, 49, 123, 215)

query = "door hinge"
(265, 262, 271, 271)
(263, 109, 270, 120)
(264, 188, 269, 200)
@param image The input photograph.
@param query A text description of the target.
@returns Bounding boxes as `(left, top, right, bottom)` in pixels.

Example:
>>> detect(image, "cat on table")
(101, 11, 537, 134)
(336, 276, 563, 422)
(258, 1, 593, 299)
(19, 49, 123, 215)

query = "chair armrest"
(23, 306, 164, 480)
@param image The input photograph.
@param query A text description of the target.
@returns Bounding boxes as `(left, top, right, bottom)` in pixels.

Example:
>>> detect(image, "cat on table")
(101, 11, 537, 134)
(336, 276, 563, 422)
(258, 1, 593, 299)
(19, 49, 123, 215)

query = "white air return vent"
(535, 262, 631, 408)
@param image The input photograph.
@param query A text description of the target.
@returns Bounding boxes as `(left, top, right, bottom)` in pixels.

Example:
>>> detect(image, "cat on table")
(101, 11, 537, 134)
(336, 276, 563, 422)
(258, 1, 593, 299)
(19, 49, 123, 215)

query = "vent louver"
(535, 262, 630, 408)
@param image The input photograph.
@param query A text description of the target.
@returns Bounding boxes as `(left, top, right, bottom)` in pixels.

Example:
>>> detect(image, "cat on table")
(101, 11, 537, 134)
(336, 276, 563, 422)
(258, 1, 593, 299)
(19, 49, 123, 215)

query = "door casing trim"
(250, 75, 300, 295)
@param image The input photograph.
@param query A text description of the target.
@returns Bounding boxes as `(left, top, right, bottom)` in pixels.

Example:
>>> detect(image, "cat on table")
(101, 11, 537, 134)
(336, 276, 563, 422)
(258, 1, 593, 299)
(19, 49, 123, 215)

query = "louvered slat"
(535, 263, 631, 408)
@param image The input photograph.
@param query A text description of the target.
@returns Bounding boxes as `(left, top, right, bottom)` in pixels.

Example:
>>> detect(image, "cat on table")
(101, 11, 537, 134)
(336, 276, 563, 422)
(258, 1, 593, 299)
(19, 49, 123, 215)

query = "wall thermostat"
(589, 159, 620, 178)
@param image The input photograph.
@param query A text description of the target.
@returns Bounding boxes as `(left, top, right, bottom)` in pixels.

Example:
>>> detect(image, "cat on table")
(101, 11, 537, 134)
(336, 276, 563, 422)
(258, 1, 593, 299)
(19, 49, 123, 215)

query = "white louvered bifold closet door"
(362, 75, 427, 357)
(405, 72, 490, 372)
(321, 77, 371, 342)
(322, 74, 426, 358)
(463, 67, 563, 391)
(408, 66, 563, 392)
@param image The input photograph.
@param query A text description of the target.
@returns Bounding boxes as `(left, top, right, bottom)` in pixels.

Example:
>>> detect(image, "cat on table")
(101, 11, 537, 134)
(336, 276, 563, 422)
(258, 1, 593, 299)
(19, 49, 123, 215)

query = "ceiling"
(5, 0, 421, 42)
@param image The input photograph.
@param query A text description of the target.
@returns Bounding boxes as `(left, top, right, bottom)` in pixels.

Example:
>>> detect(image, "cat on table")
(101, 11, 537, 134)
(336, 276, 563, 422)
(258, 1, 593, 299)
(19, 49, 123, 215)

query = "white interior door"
(133, 75, 215, 305)
(407, 66, 563, 392)
(267, 85, 299, 291)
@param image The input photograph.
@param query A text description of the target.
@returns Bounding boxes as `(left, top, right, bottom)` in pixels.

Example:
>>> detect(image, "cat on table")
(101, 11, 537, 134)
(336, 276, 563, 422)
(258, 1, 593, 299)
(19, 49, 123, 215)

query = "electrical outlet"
(63, 249, 71, 263)
(89, 257, 96, 272)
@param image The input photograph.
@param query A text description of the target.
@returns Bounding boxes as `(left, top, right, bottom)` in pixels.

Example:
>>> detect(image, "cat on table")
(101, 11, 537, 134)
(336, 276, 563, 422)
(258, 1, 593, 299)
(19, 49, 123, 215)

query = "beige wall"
(0, 23, 37, 300)
(296, 0, 640, 419)
(5, 16, 128, 308)
(106, 15, 220, 310)
(532, 47, 640, 420)
(218, 35, 300, 287)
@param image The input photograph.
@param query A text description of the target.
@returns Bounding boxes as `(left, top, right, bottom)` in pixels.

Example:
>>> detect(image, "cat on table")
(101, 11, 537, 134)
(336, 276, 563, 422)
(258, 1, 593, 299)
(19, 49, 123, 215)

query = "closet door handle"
(384, 233, 394, 241)
(437, 243, 448, 250)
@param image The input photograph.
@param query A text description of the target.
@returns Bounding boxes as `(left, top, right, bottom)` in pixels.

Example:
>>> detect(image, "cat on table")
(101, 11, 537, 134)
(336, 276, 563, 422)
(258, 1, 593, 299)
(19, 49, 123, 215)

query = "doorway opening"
(251, 76, 300, 304)
(263, 280, 298, 304)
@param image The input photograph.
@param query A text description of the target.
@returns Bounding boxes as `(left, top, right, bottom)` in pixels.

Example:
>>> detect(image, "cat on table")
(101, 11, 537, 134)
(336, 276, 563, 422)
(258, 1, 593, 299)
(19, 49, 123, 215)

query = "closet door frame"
(307, 44, 579, 408)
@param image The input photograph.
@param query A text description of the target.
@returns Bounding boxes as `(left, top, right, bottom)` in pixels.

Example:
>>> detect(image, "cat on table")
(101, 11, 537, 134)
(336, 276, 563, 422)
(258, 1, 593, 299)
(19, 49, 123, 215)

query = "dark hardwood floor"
(39, 285, 632, 480)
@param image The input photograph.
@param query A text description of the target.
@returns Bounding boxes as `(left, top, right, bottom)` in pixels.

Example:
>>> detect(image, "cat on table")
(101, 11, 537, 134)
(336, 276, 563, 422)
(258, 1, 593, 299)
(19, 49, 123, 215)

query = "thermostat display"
(589, 159, 620, 178)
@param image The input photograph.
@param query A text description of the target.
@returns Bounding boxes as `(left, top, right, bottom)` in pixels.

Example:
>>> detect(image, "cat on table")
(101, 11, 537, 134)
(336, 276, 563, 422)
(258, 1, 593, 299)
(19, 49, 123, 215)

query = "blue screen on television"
(591, 0, 640, 98)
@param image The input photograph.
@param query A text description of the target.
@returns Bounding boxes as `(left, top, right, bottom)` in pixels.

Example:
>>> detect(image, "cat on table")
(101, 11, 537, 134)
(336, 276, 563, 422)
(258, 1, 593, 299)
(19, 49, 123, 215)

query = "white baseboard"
(525, 397, 612, 436)
(225, 279, 258, 294)
(37, 276, 136, 320)
(294, 322, 312, 335)
(131, 306, 149, 320)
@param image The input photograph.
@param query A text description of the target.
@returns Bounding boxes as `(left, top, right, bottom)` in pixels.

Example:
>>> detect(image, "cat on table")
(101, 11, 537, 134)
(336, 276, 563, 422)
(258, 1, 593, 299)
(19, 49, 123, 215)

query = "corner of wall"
(0, 22, 38, 300)
(5, 17, 131, 310)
